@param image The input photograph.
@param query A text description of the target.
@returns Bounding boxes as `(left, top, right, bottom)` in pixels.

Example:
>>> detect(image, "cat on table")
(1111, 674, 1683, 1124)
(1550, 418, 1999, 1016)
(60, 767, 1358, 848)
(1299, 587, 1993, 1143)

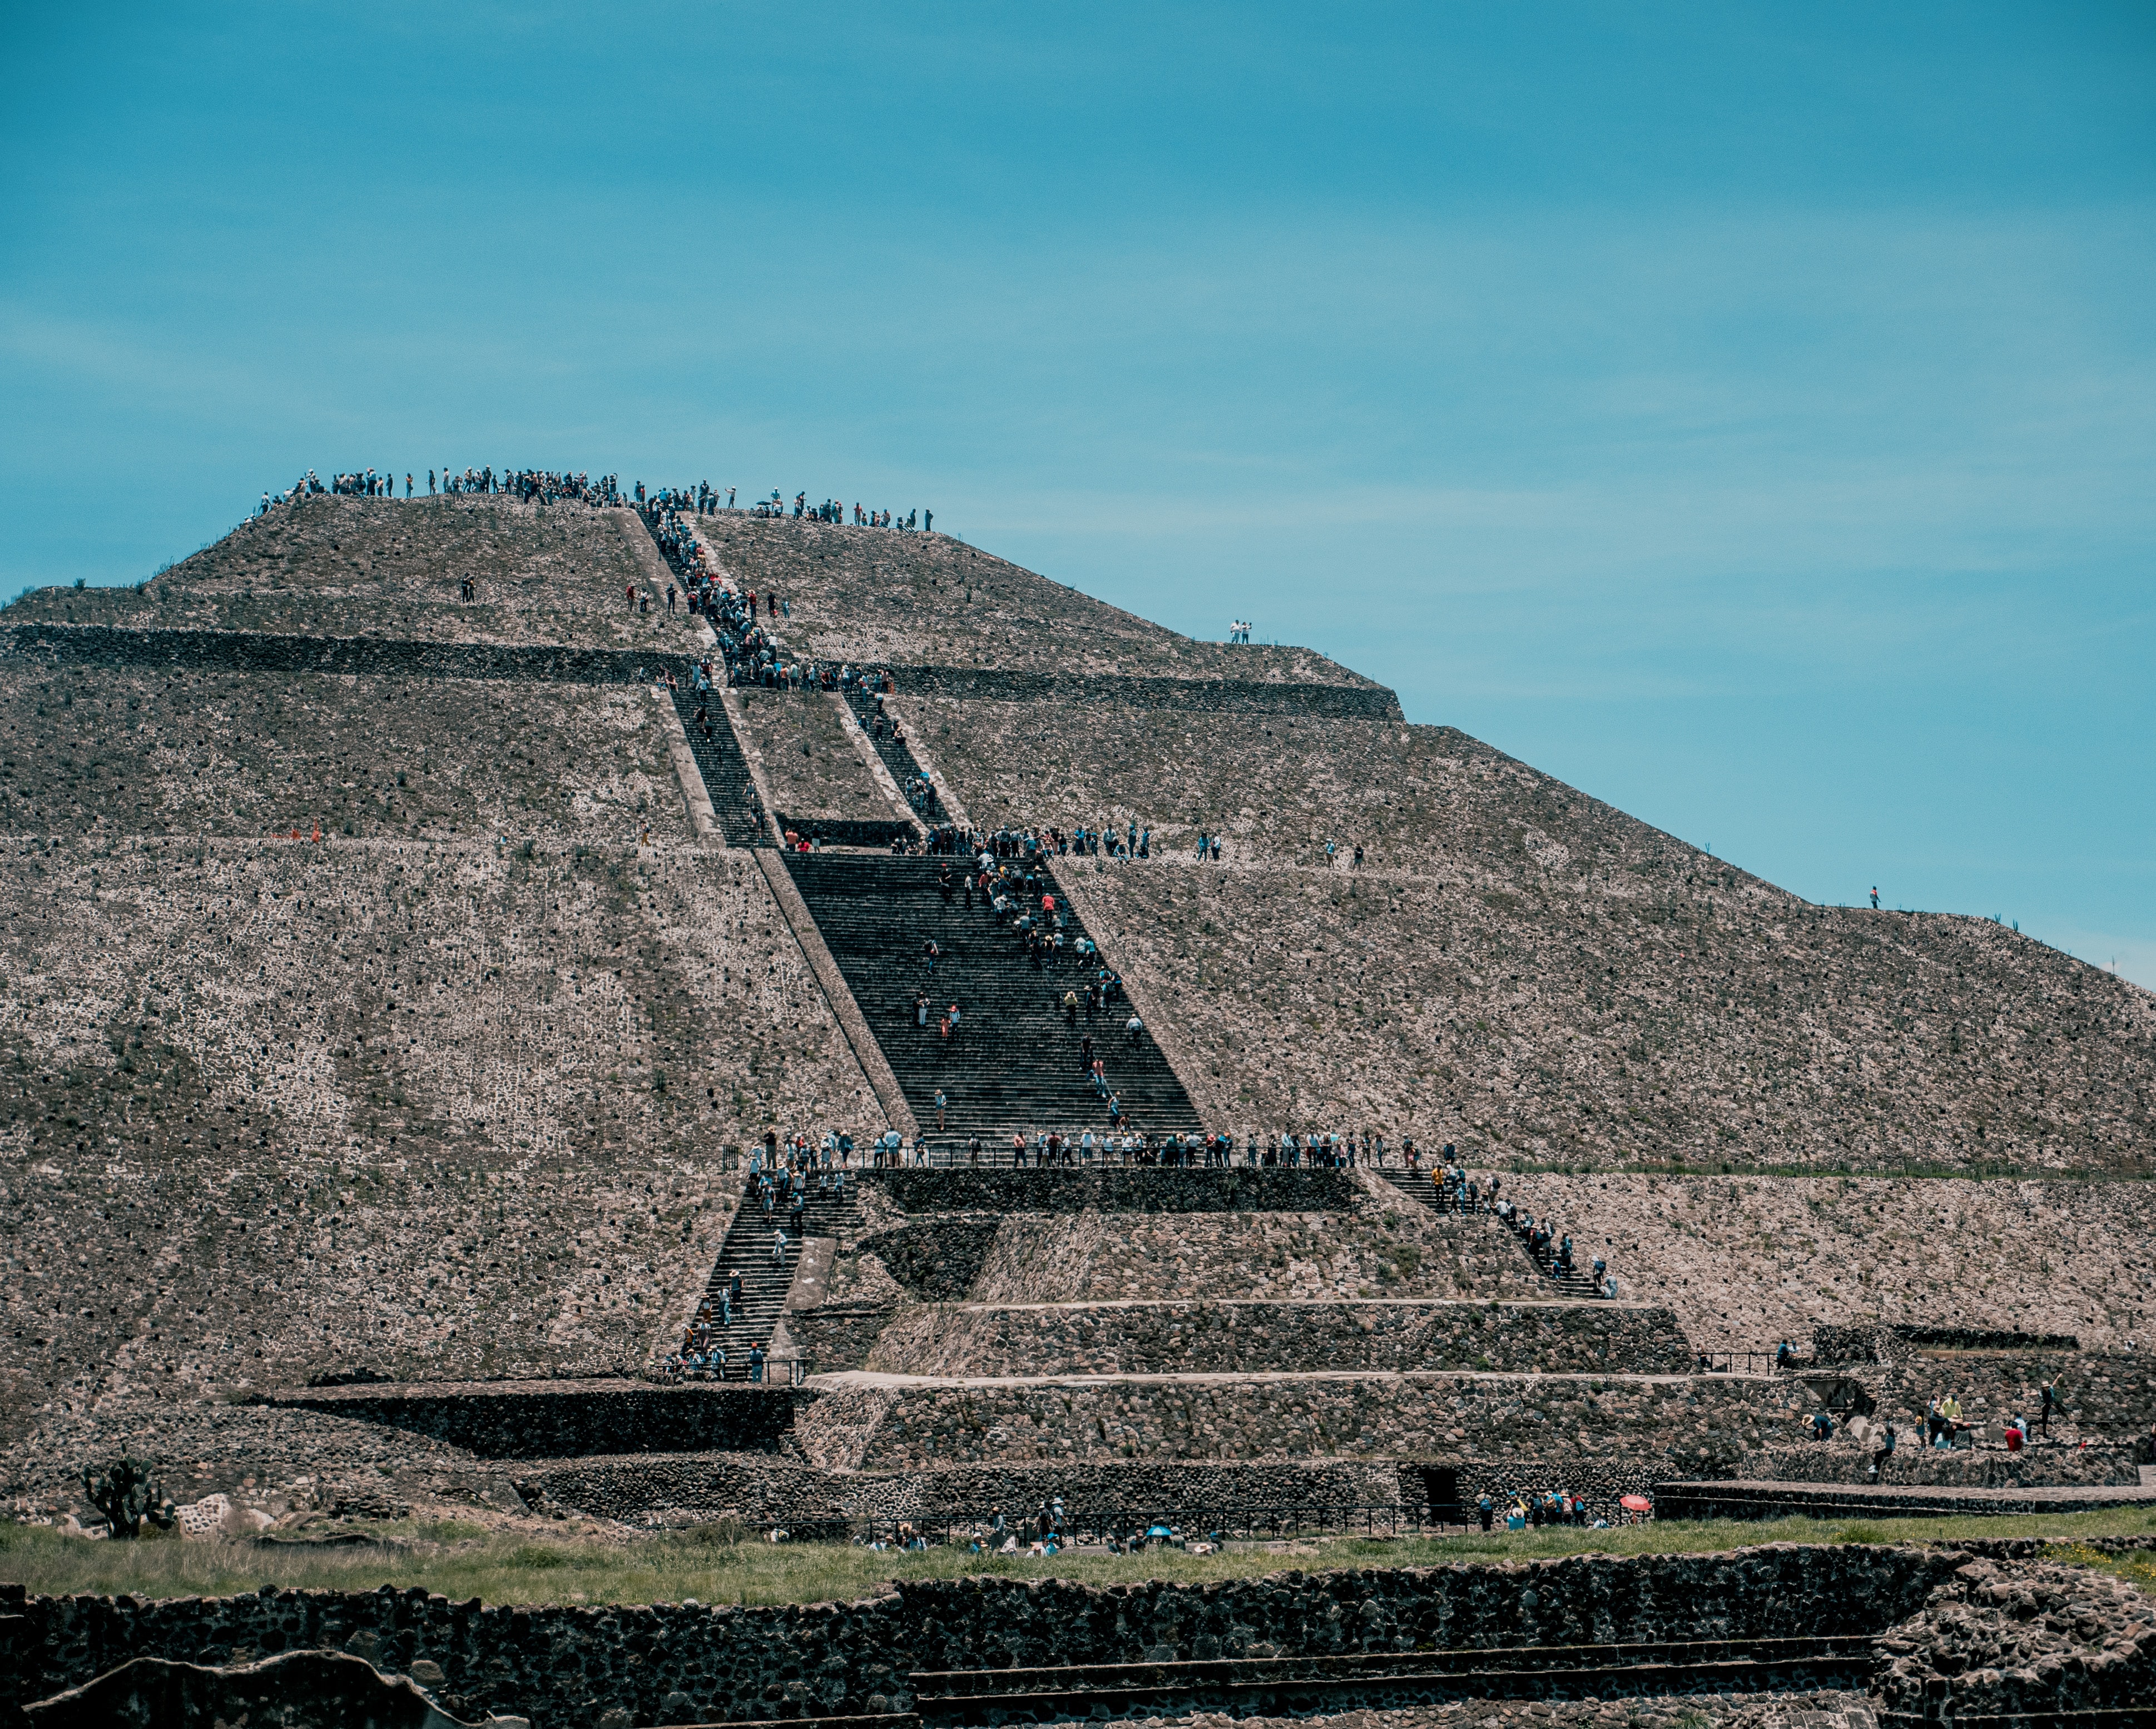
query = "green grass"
(2050, 1539, 2156, 1600)
(6, 1507, 2155, 1608)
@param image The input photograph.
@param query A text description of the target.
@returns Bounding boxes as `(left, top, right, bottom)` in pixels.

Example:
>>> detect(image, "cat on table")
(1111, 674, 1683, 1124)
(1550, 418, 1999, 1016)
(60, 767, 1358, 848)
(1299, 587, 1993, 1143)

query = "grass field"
(6, 1508, 2154, 1608)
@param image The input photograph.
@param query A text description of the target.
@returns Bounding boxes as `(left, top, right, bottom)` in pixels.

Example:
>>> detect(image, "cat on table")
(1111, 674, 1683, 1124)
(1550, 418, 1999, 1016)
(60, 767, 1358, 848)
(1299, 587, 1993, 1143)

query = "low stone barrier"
(861, 1167, 1359, 1215)
(269, 1380, 801, 1459)
(1813, 1323, 2081, 1363)
(1, 1544, 1971, 1727)
(864, 1299, 1691, 1378)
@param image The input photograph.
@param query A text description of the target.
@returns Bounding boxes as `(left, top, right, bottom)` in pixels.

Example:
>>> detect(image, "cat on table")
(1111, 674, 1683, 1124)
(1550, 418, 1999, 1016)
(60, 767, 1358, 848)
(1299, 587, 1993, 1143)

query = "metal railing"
(653, 1353, 813, 1388)
(1693, 1351, 1782, 1374)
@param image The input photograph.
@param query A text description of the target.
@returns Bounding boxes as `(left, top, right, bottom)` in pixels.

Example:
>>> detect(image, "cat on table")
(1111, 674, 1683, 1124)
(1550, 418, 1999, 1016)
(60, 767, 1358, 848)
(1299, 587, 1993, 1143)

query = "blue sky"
(4, 3, 2152, 984)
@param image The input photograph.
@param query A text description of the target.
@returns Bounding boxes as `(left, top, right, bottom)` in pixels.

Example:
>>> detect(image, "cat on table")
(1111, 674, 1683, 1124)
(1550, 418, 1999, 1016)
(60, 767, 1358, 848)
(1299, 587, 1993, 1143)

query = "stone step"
(909, 1636, 1879, 1720)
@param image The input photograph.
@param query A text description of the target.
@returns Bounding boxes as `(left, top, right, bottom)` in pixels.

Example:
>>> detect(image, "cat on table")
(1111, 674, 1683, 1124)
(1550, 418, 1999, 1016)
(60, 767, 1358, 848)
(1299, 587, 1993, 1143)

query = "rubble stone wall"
(268, 1379, 802, 1459)
(3, 1544, 1975, 1727)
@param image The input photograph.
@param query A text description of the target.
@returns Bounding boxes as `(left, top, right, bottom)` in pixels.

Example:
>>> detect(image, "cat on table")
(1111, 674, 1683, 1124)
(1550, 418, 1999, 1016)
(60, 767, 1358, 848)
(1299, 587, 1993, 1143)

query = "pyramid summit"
(2, 475, 2152, 1534)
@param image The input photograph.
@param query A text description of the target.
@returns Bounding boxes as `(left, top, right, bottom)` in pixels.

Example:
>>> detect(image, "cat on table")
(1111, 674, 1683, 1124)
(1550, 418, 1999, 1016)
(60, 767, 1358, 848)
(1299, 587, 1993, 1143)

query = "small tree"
(80, 1458, 175, 1540)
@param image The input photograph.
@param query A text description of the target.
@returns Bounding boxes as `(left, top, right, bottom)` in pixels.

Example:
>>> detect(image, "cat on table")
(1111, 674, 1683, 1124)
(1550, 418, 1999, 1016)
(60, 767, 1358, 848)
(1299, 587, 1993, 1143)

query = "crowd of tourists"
(257, 466, 623, 513)
(733, 491, 934, 531)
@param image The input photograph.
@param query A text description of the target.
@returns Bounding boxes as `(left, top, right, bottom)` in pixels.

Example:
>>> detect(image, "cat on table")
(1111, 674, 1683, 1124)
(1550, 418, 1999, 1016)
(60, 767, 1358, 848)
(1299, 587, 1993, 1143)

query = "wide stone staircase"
(782, 853, 1201, 1146)
(1379, 1168, 1605, 1299)
(673, 687, 769, 846)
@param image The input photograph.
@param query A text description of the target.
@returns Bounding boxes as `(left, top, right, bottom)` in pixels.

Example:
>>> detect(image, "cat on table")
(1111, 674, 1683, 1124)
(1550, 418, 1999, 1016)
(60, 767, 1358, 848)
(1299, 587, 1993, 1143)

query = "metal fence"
(656, 1354, 812, 1387)
(1693, 1350, 1782, 1374)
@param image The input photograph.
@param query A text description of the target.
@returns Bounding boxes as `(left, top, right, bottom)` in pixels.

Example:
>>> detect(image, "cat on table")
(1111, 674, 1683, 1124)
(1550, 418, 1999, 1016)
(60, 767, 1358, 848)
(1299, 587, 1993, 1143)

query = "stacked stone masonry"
(3, 1544, 2000, 1727)
(863, 1299, 1691, 1378)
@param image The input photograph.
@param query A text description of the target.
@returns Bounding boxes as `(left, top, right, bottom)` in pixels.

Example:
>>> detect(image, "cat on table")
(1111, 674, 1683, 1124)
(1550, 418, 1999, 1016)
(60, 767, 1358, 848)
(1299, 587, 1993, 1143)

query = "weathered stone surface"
(21, 1646, 511, 1727)
(733, 687, 893, 826)
(1874, 1556, 2156, 1719)
(696, 514, 1385, 692)
(1501, 1175, 2156, 1355)
(864, 1299, 1690, 1378)
(0, 661, 677, 839)
(794, 1367, 1805, 1492)
(0, 1543, 1979, 1727)
(0, 839, 881, 1445)
(10, 494, 683, 651)
(962, 1196, 1540, 1304)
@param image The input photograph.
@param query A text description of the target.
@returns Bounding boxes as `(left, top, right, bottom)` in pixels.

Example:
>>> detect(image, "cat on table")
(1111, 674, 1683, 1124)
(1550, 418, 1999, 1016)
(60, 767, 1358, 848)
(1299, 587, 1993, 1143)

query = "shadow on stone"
(22, 1647, 526, 1728)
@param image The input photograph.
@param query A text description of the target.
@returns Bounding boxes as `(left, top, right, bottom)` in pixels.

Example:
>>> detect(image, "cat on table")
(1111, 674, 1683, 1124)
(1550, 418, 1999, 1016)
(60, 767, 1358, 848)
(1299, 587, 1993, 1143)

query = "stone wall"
(793, 1369, 1806, 1492)
(693, 513, 1381, 692)
(7, 495, 693, 653)
(0, 1398, 514, 1514)
(864, 1299, 1690, 1378)
(1736, 1442, 2141, 1488)
(1847, 1349, 2156, 1440)
(861, 1168, 1358, 1214)
(0, 837, 882, 1445)
(4, 622, 665, 685)
(782, 1303, 901, 1373)
(1499, 1173, 2156, 1354)
(733, 687, 894, 826)
(270, 1379, 801, 1459)
(854, 1218, 1004, 1299)
(963, 1201, 1542, 1304)
(0, 662, 679, 841)
(2, 1544, 1976, 1726)
(513, 1452, 1410, 1526)
(1813, 1322, 2081, 1362)
(893, 665, 1401, 718)
(1041, 769, 2155, 1180)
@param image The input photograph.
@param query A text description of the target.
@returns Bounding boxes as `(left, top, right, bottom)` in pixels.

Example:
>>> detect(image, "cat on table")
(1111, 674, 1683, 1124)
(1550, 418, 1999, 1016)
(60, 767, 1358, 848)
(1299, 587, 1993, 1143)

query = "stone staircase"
(1377, 1168, 1606, 1299)
(697, 1179, 866, 1362)
(673, 686, 769, 846)
(842, 684, 944, 822)
(781, 853, 1201, 1146)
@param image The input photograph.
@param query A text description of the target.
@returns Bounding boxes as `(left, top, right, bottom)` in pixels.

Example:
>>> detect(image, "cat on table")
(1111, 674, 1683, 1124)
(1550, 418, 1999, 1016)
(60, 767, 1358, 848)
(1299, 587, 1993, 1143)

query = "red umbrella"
(1620, 1494, 1653, 1514)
